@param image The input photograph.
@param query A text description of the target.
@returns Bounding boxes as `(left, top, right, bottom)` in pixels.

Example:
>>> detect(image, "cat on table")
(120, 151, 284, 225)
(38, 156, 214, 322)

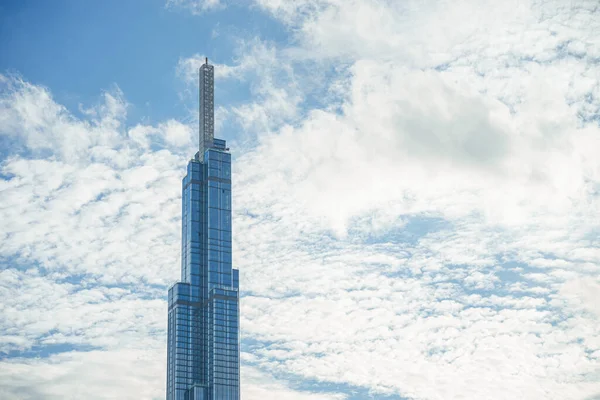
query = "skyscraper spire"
(199, 58, 215, 161)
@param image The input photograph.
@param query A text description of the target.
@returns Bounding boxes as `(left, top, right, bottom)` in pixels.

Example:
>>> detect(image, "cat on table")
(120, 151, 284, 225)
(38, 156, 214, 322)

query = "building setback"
(166, 59, 240, 400)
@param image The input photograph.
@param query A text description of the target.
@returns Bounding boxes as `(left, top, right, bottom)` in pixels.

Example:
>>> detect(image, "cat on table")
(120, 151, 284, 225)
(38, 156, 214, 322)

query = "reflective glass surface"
(167, 141, 240, 400)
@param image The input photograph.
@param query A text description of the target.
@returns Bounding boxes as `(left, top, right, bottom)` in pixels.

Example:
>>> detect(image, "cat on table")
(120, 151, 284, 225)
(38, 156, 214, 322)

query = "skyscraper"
(166, 59, 240, 400)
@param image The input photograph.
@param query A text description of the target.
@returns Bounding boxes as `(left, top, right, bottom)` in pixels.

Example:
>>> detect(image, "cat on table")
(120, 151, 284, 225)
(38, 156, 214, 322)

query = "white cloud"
(560, 277, 600, 318)
(165, 0, 223, 14)
(0, 350, 346, 400)
(202, 0, 600, 399)
(177, 38, 305, 134)
(242, 366, 347, 400)
(0, 73, 354, 400)
(0, 350, 165, 400)
(0, 76, 126, 163)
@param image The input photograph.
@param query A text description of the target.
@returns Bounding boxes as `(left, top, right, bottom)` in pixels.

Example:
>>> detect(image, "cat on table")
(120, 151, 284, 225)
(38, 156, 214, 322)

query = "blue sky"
(0, 0, 283, 122)
(1, 0, 600, 399)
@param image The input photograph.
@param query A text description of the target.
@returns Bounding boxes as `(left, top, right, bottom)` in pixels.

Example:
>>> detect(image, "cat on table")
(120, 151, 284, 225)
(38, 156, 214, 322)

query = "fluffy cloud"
(177, 39, 305, 134)
(0, 74, 350, 399)
(208, 0, 599, 399)
(227, 0, 600, 234)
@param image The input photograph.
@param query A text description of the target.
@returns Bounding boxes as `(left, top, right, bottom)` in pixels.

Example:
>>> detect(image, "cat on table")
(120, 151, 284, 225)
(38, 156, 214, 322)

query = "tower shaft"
(167, 59, 240, 400)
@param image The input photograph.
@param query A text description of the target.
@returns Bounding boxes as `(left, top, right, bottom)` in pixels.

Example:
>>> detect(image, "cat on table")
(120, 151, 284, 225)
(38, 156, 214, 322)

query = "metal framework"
(199, 58, 214, 161)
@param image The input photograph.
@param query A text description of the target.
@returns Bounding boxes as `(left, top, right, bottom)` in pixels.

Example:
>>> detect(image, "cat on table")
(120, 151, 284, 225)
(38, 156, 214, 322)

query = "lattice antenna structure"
(199, 57, 215, 161)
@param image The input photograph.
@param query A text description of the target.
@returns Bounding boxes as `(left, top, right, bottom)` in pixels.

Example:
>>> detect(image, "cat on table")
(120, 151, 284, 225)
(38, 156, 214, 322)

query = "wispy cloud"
(165, 0, 224, 14)
(194, 0, 599, 398)
(0, 74, 350, 399)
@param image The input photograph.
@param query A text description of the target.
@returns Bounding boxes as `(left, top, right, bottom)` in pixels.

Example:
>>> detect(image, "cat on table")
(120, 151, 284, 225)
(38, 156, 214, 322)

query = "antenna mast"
(198, 58, 214, 161)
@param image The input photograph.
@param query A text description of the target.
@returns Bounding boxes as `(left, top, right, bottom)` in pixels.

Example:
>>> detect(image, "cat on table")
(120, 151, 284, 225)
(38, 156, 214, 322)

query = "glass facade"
(167, 60, 240, 400)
